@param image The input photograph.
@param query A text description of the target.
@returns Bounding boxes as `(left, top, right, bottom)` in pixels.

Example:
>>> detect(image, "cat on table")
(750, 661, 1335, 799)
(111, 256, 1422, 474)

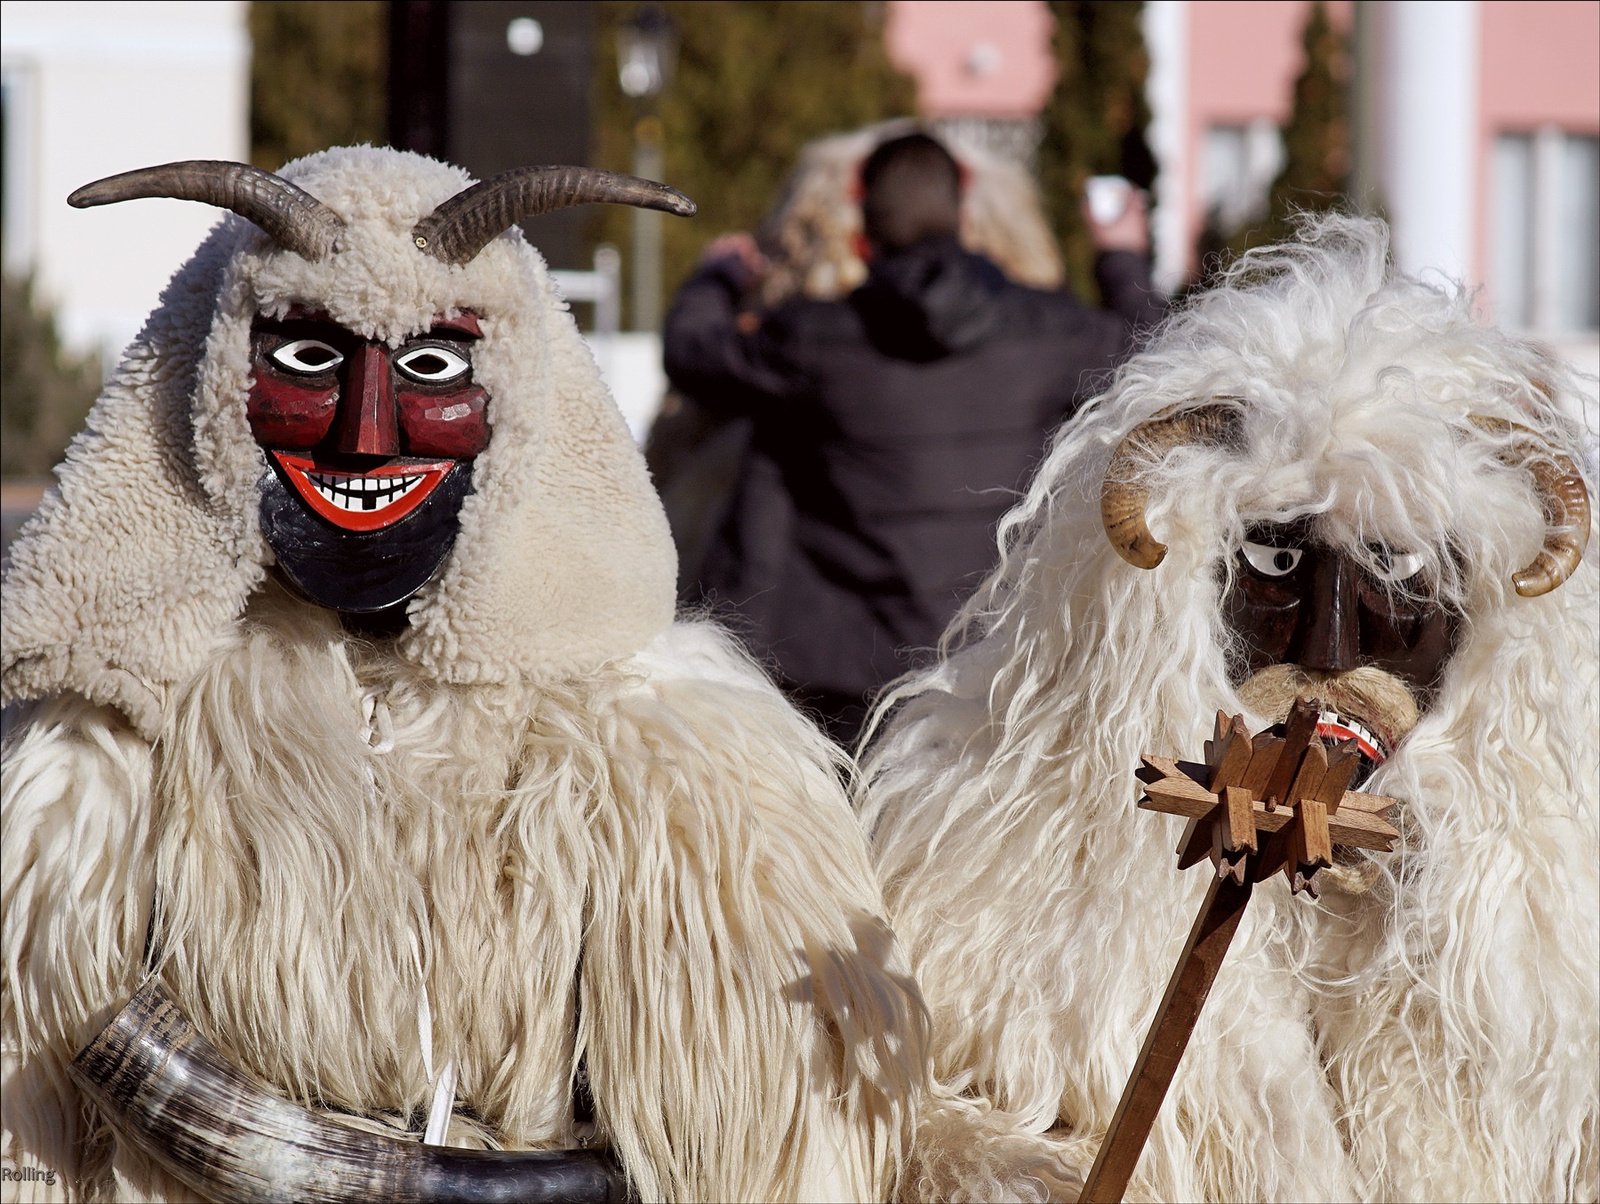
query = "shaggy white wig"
(860, 215, 1598, 1201)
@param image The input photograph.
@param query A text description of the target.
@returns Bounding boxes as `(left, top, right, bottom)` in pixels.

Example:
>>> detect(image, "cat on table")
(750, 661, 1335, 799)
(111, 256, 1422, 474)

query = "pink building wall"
(1188, 1, 1350, 125)
(884, 0, 1055, 118)
(1478, 1, 1600, 131)
(1185, 1, 1351, 277)
(1476, 0, 1600, 296)
(884, 0, 1056, 119)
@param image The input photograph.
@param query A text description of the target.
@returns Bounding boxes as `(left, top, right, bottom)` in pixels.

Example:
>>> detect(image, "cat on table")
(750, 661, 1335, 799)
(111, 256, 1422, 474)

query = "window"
(1491, 129, 1599, 334)
(1559, 135, 1599, 332)
(1202, 120, 1284, 234)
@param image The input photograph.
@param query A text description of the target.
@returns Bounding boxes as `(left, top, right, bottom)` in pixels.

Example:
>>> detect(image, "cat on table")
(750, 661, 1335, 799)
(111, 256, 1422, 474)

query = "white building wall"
(1142, 0, 1189, 296)
(2, 1, 250, 361)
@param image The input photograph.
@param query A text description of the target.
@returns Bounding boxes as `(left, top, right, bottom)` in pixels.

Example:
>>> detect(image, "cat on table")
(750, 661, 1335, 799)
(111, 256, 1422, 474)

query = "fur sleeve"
(578, 623, 925, 1202)
(2, 694, 156, 1196)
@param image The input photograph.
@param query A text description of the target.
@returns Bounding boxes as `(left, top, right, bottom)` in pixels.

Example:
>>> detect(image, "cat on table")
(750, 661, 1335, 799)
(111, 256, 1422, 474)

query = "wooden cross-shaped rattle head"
(1082, 698, 1406, 1204)
(1136, 697, 1399, 897)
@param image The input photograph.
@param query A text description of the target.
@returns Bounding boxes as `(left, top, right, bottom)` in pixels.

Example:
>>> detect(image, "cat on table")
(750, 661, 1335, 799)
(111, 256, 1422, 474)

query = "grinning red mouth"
(271, 452, 455, 532)
(1315, 709, 1390, 765)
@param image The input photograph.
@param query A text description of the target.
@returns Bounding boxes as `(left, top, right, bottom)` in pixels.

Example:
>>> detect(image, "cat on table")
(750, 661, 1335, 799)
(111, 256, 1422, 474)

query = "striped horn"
(68, 161, 345, 263)
(1470, 415, 1591, 597)
(71, 982, 631, 1204)
(1101, 403, 1242, 568)
(413, 166, 695, 265)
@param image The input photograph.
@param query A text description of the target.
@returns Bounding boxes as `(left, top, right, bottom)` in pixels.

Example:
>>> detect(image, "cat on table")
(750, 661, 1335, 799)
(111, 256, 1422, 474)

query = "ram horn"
(71, 981, 631, 1204)
(1469, 415, 1591, 596)
(68, 161, 345, 263)
(1101, 403, 1242, 568)
(413, 166, 696, 265)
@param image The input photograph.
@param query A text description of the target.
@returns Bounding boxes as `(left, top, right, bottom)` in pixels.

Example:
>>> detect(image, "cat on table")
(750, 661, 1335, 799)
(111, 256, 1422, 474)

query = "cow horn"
(68, 161, 345, 263)
(1469, 415, 1591, 596)
(1101, 403, 1241, 568)
(71, 981, 631, 1203)
(413, 166, 695, 265)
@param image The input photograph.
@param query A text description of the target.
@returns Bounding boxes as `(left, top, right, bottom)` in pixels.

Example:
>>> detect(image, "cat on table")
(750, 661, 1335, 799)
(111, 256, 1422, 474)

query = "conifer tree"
(1, 274, 100, 479)
(249, 1, 389, 170)
(1035, 1, 1155, 303)
(593, 1, 916, 316)
(1226, 2, 1350, 260)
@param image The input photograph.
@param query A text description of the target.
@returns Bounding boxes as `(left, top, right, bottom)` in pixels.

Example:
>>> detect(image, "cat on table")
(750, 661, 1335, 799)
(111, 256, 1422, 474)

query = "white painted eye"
(395, 344, 471, 384)
(1371, 550, 1426, 583)
(1241, 541, 1303, 577)
(270, 338, 344, 374)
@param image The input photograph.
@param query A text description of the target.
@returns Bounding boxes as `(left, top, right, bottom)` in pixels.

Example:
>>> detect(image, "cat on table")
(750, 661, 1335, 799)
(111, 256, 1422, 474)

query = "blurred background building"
(3, 0, 1596, 546)
(2, 2, 250, 359)
(885, 0, 1055, 164)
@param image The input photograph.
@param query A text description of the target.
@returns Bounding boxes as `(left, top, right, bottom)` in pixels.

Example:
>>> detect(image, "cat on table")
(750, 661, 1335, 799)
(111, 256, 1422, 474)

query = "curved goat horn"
(71, 982, 631, 1204)
(69, 161, 345, 263)
(413, 166, 696, 265)
(1101, 403, 1242, 568)
(1469, 415, 1591, 597)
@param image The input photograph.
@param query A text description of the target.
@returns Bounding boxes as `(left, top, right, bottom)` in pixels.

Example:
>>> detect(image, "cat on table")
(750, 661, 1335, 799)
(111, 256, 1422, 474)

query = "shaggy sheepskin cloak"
(2, 147, 923, 1203)
(859, 217, 1598, 1202)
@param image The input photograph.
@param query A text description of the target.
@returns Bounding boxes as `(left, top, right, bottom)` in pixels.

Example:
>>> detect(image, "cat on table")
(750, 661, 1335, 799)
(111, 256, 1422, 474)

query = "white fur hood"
(1, 146, 677, 739)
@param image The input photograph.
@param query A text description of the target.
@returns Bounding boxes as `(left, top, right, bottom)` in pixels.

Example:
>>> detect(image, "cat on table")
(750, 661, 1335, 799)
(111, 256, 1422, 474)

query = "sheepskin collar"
(1, 146, 677, 739)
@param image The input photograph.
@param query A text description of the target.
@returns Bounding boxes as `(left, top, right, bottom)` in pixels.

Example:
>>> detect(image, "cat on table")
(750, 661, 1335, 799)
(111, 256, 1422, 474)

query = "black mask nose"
(1290, 551, 1360, 673)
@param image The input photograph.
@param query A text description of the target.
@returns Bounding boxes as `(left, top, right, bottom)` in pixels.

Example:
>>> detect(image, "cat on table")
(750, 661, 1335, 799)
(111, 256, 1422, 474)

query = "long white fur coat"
(860, 217, 1599, 1203)
(2, 146, 926, 1203)
(3, 599, 924, 1203)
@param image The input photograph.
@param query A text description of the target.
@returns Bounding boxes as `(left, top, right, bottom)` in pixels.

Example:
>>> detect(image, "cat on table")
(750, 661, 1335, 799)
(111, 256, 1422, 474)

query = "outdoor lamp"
(617, 4, 675, 100)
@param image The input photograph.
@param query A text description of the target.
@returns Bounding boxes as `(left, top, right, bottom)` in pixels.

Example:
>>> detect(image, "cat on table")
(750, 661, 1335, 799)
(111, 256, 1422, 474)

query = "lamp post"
(617, 4, 675, 332)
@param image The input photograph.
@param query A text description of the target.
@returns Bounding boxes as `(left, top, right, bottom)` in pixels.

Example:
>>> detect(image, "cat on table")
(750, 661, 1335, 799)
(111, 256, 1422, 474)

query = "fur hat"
(1, 147, 677, 739)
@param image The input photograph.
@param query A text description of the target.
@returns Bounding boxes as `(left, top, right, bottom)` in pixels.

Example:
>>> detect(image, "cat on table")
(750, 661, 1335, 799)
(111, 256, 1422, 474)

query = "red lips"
(272, 452, 455, 532)
(1314, 710, 1388, 765)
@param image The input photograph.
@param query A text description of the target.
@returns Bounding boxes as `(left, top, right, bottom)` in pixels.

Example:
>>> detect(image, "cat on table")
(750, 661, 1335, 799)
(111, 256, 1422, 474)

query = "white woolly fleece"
(861, 216, 1599, 1202)
(3, 608, 925, 1202)
(1, 147, 934, 1204)
(0, 147, 676, 738)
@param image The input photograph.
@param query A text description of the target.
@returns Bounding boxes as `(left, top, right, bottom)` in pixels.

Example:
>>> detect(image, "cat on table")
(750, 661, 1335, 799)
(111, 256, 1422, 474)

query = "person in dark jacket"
(664, 132, 1164, 743)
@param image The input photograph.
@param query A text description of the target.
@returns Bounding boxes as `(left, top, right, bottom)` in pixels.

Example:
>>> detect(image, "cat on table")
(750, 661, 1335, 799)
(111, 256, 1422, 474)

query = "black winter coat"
(663, 235, 1163, 705)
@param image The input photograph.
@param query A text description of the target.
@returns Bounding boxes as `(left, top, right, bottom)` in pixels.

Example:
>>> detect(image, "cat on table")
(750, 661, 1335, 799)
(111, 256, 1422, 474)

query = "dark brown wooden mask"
(1222, 522, 1459, 694)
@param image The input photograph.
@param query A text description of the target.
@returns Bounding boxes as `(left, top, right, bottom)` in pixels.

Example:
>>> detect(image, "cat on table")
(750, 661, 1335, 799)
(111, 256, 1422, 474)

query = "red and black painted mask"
(249, 307, 490, 616)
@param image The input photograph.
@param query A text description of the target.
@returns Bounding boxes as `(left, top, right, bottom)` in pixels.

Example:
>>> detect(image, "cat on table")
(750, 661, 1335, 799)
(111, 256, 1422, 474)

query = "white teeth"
(1317, 709, 1387, 758)
(307, 472, 425, 513)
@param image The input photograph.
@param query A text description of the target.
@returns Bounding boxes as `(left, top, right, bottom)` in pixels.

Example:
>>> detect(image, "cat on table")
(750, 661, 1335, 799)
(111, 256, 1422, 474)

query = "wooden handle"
(1078, 859, 1255, 1203)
